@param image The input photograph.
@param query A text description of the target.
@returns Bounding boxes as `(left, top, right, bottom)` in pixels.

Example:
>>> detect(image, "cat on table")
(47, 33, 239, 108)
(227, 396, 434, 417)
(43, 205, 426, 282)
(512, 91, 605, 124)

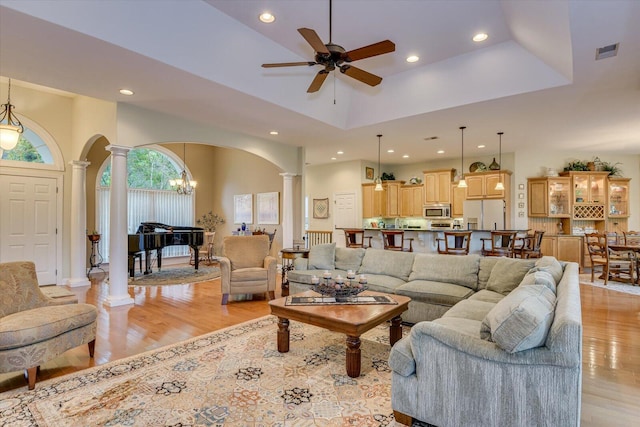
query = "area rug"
(127, 265, 220, 286)
(579, 273, 640, 296)
(0, 316, 409, 426)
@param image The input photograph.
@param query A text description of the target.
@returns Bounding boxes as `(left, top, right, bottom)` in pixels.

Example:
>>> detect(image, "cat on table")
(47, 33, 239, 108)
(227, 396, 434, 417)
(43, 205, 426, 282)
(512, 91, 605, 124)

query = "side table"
(280, 247, 309, 296)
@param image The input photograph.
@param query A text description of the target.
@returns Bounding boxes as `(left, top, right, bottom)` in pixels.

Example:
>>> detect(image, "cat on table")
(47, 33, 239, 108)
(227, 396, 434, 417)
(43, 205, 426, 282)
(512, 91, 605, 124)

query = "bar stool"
(381, 230, 413, 252)
(344, 229, 372, 248)
(436, 231, 472, 255)
(481, 231, 518, 257)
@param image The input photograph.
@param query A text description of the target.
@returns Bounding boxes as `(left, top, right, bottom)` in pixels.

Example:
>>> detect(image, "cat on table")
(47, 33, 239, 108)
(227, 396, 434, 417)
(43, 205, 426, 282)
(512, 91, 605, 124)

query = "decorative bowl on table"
(313, 281, 368, 302)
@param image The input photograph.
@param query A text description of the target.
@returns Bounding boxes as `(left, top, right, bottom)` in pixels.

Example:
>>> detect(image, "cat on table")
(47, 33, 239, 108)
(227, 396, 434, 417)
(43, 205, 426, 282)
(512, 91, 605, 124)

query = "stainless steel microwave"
(423, 204, 451, 219)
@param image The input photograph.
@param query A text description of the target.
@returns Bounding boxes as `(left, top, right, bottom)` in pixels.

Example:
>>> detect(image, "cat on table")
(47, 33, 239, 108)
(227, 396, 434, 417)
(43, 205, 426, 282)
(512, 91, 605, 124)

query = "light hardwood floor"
(1, 270, 639, 425)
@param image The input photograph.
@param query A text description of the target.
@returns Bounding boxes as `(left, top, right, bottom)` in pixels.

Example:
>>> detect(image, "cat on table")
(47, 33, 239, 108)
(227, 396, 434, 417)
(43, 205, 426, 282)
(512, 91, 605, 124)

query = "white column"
(66, 160, 91, 287)
(104, 145, 134, 307)
(280, 173, 296, 249)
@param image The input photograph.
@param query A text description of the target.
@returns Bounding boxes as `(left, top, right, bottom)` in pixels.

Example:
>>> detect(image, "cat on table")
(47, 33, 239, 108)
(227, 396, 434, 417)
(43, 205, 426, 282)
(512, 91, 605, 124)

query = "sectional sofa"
(288, 243, 582, 426)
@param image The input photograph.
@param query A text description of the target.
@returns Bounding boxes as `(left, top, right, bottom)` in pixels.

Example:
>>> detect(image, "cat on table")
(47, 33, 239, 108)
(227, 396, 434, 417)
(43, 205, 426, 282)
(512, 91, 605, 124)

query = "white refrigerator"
(463, 200, 505, 230)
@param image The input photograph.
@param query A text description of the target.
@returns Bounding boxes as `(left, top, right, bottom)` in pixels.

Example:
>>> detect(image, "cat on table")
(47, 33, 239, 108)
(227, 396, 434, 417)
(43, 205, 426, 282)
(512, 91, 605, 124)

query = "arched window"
(96, 146, 195, 263)
(0, 121, 62, 171)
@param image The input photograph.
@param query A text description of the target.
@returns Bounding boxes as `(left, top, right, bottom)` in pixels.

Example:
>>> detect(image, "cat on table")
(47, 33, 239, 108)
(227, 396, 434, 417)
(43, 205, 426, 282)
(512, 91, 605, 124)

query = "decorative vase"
(489, 157, 500, 170)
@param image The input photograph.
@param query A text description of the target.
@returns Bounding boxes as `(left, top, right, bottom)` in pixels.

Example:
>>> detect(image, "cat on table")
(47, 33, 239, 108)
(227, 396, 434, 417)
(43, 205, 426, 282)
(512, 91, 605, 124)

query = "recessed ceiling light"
(477, 144, 485, 148)
(473, 33, 488, 42)
(331, 157, 337, 160)
(337, 151, 344, 155)
(119, 89, 134, 96)
(406, 55, 419, 63)
(437, 150, 445, 154)
(387, 149, 394, 153)
(402, 154, 410, 158)
(259, 12, 275, 23)
(269, 130, 279, 135)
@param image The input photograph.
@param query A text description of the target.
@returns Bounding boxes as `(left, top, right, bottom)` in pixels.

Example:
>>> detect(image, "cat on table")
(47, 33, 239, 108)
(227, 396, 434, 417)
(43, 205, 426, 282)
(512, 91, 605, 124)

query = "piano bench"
(129, 252, 143, 277)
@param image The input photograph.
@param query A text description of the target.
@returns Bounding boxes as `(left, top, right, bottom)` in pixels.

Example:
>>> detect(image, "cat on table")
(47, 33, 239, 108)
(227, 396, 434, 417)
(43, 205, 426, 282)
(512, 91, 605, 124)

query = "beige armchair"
(219, 235, 277, 304)
(0, 261, 98, 389)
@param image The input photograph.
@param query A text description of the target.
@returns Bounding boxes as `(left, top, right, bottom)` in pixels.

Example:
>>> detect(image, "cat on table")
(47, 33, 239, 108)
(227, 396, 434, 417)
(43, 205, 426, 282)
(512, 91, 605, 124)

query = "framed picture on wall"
(313, 198, 329, 219)
(365, 167, 374, 180)
(233, 194, 253, 224)
(257, 192, 279, 224)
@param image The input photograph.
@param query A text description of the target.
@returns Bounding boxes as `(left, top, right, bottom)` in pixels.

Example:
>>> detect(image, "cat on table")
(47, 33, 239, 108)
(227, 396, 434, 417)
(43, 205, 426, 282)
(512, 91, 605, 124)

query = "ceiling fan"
(261, 0, 395, 93)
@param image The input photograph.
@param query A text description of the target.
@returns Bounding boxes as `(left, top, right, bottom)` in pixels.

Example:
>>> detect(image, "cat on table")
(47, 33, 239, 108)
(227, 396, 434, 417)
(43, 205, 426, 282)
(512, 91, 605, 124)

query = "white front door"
(334, 192, 357, 246)
(0, 175, 58, 284)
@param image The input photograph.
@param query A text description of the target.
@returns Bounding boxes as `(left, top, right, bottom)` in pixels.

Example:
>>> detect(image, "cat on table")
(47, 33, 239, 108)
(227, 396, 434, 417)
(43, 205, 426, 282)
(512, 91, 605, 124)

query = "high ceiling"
(0, 0, 638, 166)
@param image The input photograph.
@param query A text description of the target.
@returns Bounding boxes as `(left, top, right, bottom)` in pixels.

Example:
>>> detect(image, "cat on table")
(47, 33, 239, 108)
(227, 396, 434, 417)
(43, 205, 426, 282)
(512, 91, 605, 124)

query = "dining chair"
(585, 232, 633, 285)
(381, 230, 413, 252)
(344, 229, 372, 248)
(623, 231, 640, 246)
(515, 230, 545, 259)
(436, 231, 472, 255)
(480, 231, 518, 257)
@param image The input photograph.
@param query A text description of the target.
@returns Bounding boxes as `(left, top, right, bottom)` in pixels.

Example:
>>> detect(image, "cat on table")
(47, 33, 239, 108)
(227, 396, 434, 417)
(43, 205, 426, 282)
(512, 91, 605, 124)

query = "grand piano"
(128, 222, 204, 277)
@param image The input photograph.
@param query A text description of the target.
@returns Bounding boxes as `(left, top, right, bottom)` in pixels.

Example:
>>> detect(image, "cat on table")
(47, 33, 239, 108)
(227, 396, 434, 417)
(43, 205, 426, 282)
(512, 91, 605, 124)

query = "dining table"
(608, 244, 640, 285)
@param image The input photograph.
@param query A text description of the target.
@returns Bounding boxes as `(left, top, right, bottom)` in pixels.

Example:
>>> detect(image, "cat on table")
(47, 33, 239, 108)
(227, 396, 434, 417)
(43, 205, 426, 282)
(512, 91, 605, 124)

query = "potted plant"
(87, 230, 101, 242)
(563, 160, 590, 172)
(598, 160, 623, 177)
(196, 211, 225, 232)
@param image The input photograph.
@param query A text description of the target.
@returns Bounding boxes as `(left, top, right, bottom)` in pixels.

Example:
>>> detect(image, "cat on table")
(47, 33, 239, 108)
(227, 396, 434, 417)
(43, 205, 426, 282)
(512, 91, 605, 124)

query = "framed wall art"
(257, 192, 279, 224)
(233, 193, 253, 224)
(313, 198, 329, 219)
(365, 167, 374, 180)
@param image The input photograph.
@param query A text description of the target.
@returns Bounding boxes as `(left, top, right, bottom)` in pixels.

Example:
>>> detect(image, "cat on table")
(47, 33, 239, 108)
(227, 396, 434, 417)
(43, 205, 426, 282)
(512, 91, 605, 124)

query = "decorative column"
(104, 145, 134, 307)
(280, 173, 296, 249)
(67, 160, 91, 287)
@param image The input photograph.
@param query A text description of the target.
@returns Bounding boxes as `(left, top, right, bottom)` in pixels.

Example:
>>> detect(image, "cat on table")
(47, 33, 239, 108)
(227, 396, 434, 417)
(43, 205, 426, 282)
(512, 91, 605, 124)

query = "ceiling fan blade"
(340, 65, 382, 87)
(298, 28, 330, 54)
(307, 70, 329, 93)
(345, 40, 395, 62)
(262, 62, 316, 68)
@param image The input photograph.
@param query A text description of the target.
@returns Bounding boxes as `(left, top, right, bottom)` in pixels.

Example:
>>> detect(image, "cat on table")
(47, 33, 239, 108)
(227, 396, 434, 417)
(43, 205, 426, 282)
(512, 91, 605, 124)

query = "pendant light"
(374, 134, 384, 191)
(494, 132, 505, 191)
(0, 79, 24, 151)
(457, 126, 467, 188)
(169, 143, 197, 195)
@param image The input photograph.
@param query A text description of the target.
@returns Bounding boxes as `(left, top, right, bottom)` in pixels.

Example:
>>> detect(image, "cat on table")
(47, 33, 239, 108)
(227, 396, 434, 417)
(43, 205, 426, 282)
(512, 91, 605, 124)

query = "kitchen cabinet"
(401, 184, 424, 217)
(464, 170, 511, 200)
(362, 181, 404, 218)
(423, 169, 454, 204)
(608, 178, 630, 217)
(451, 183, 465, 218)
(541, 235, 583, 269)
(527, 177, 571, 217)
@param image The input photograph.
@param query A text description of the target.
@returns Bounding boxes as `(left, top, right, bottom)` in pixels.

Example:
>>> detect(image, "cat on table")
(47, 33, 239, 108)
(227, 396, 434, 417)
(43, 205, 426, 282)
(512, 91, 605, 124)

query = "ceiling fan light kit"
(261, 0, 395, 93)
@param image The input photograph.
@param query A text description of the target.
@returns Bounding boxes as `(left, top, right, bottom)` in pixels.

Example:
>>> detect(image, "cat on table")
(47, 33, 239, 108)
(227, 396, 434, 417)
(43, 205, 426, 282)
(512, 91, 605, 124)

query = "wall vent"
(595, 43, 619, 60)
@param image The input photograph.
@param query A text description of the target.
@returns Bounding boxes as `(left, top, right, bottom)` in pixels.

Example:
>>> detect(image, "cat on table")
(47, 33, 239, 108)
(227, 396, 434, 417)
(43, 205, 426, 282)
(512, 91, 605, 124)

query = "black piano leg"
(144, 250, 152, 274)
(157, 249, 163, 271)
(193, 245, 200, 270)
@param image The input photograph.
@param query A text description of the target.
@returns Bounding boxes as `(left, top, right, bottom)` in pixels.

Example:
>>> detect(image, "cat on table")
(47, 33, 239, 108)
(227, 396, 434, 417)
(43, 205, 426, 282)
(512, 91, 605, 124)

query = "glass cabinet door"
(573, 175, 588, 203)
(609, 179, 629, 217)
(548, 179, 570, 216)
(589, 174, 606, 204)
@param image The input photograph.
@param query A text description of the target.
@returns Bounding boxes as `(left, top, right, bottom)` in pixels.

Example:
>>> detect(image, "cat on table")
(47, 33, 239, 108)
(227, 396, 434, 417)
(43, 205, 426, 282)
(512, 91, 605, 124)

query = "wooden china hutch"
(527, 171, 631, 269)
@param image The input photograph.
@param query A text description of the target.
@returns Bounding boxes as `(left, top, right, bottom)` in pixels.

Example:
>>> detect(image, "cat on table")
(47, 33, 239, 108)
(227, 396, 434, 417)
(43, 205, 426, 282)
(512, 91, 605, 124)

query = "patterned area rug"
(0, 316, 409, 426)
(127, 265, 220, 286)
(579, 273, 640, 296)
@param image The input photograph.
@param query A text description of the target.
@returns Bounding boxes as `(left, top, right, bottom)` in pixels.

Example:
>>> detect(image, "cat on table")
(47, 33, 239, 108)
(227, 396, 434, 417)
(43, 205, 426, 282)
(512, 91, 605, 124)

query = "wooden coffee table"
(269, 290, 411, 378)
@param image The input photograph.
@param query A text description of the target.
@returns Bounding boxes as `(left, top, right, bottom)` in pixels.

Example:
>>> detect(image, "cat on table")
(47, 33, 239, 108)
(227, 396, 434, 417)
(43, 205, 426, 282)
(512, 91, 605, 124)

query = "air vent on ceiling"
(595, 43, 619, 60)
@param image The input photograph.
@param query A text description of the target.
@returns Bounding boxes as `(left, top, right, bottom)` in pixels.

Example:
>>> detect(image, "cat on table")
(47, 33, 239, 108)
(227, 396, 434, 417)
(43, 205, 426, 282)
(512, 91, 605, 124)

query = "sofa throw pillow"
(486, 258, 536, 296)
(335, 247, 366, 272)
(533, 256, 564, 284)
(480, 285, 556, 353)
(308, 243, 336, 270)
(520, 270, 556, 293)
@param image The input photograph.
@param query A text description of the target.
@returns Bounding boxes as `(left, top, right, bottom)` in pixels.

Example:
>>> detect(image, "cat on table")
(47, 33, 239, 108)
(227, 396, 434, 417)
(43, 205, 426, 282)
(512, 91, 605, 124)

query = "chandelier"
(457, 126, 467, 188)
(494, 132, 505, 191)
(169, 143, 197, 195)
(0, 79, 24, 151)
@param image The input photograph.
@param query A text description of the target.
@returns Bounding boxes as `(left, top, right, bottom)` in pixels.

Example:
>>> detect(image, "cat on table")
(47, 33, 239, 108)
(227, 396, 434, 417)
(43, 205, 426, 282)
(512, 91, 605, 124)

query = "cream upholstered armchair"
(0, 261, 98, 389)
(219, 235, 277, 305)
